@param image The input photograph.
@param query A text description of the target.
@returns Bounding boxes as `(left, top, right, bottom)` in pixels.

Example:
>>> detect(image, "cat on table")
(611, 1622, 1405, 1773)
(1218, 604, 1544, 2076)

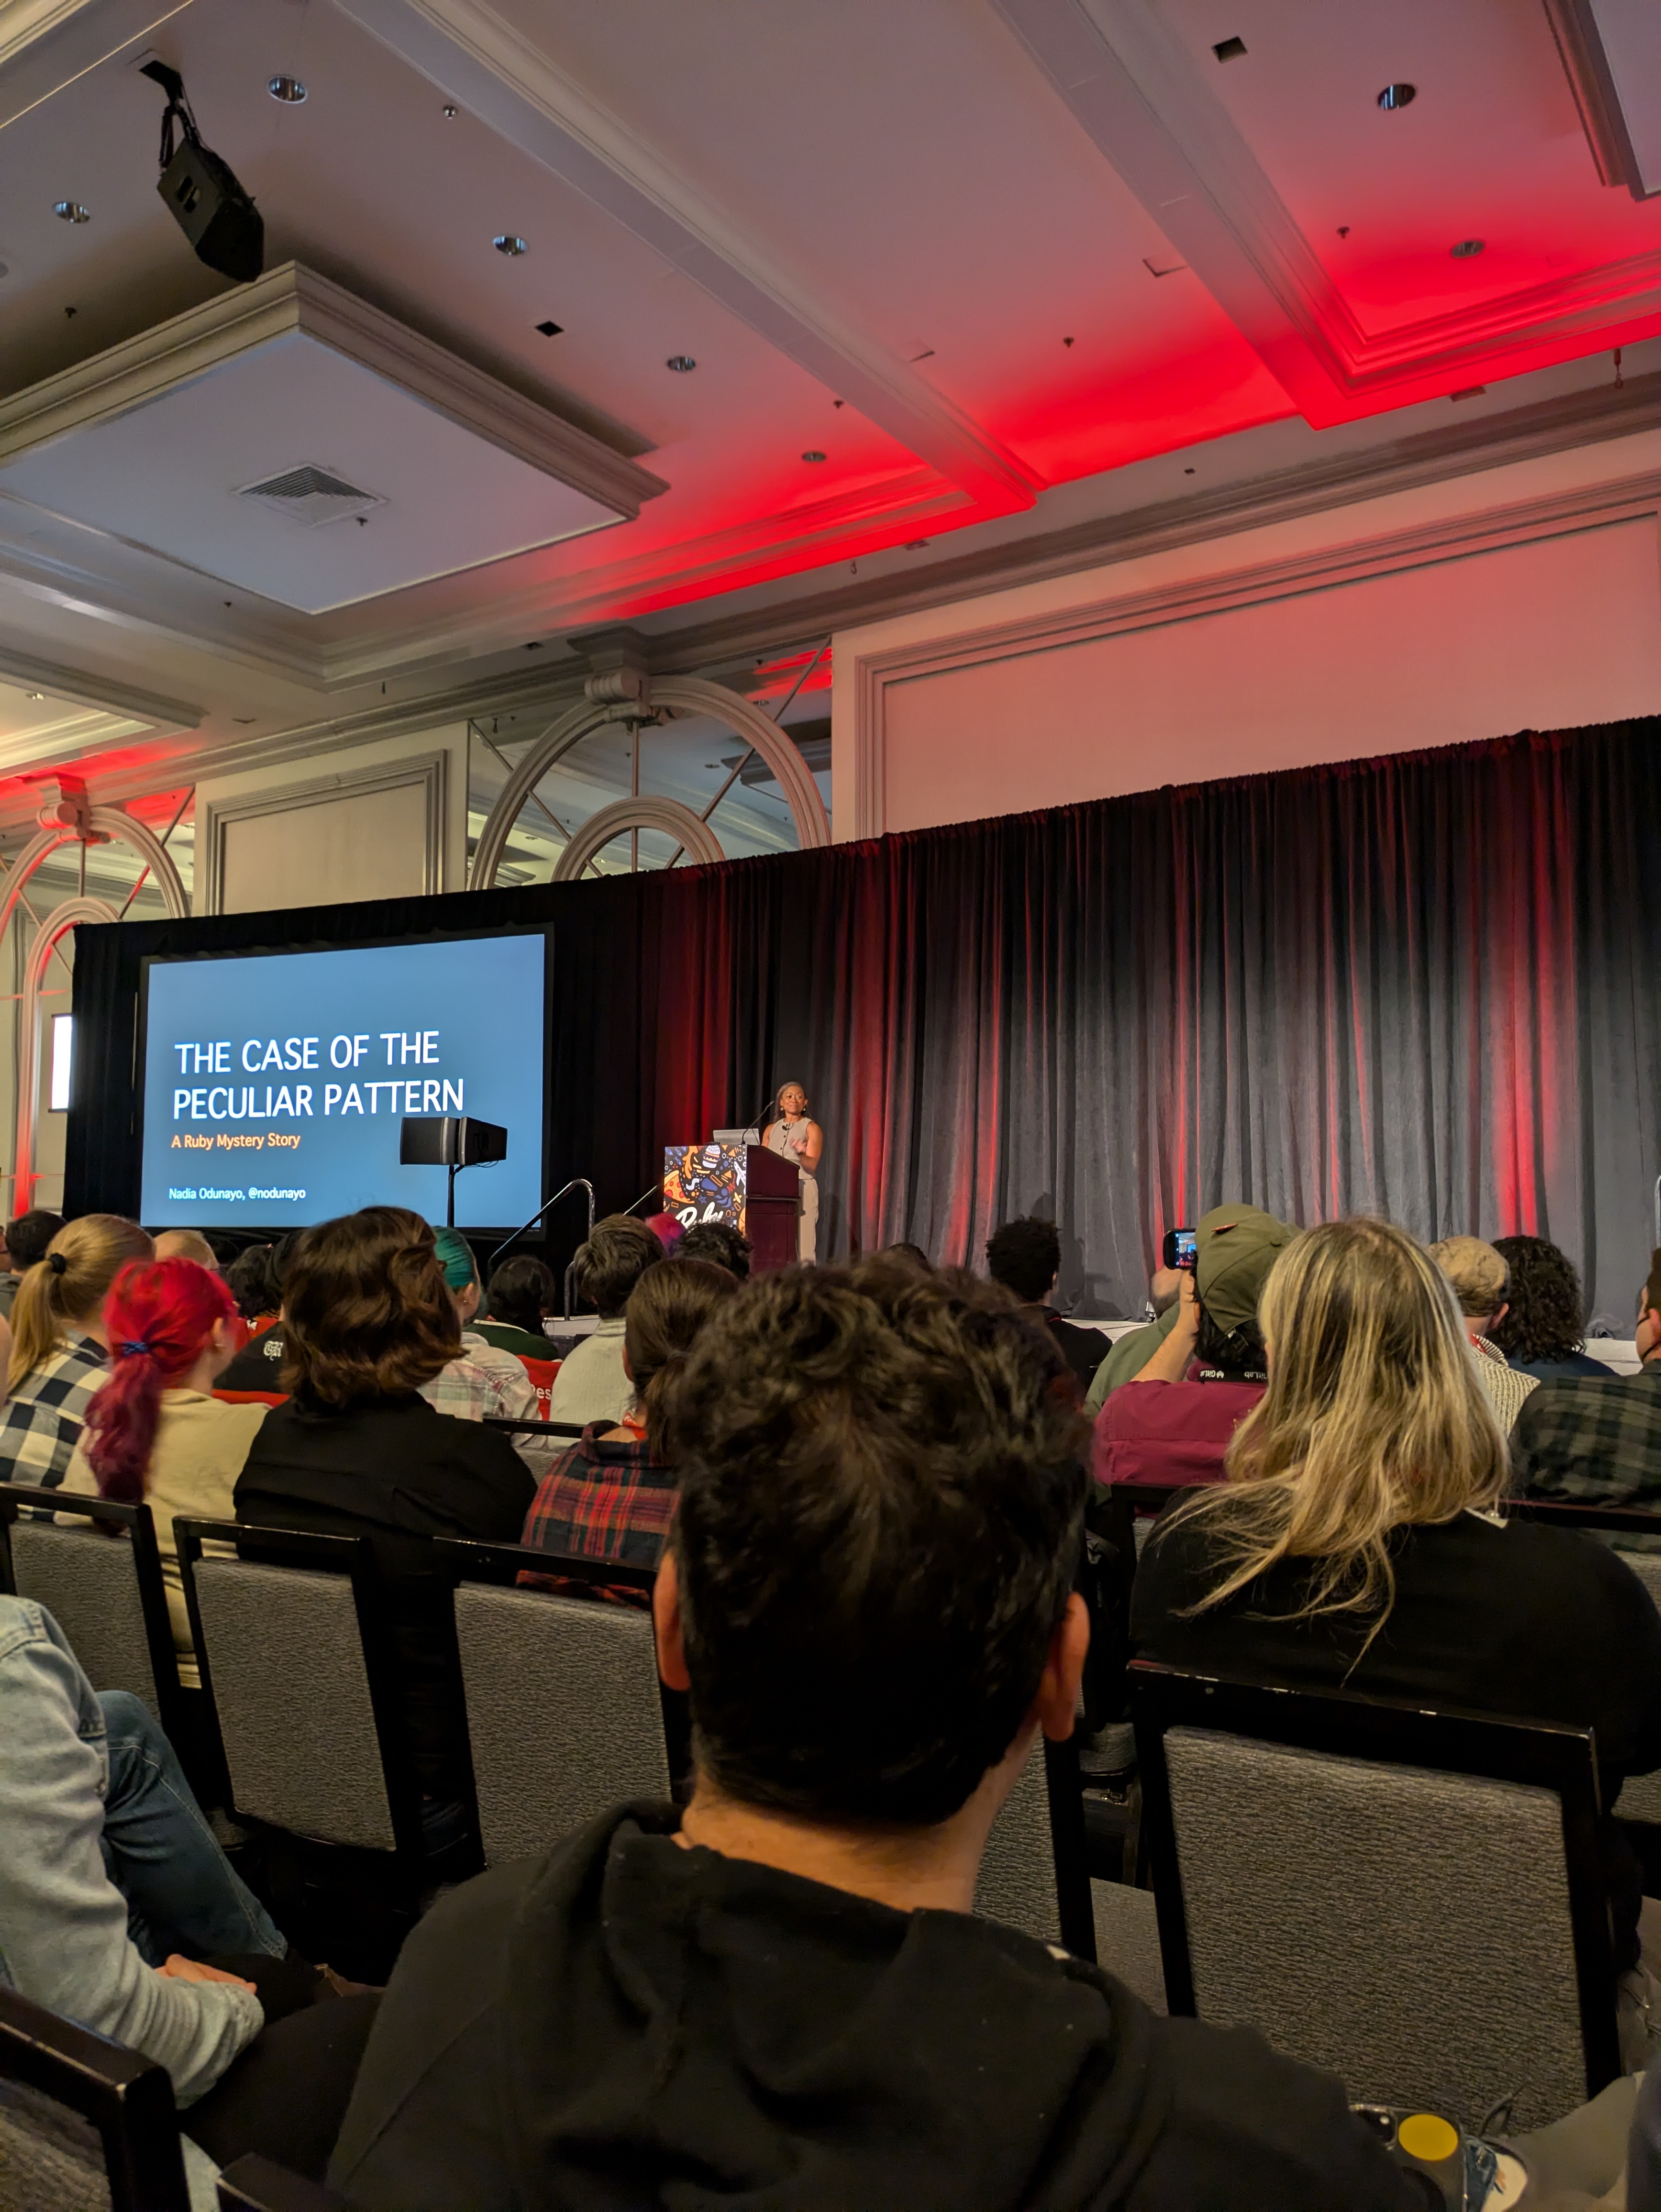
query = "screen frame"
(135, 921, 553, 1233)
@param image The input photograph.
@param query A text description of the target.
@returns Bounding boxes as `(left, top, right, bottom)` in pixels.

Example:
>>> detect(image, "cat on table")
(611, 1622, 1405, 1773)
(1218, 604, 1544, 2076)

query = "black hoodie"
(330, 1803, 1417, 2212)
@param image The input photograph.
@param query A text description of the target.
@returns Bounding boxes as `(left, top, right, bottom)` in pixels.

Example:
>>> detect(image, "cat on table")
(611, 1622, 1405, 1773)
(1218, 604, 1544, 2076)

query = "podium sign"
(663, 1139, 800, 1273)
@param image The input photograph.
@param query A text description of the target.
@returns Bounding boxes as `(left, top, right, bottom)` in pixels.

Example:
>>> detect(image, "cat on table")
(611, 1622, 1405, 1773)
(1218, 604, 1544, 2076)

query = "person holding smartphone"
(1093, 1203, 1294, 1489)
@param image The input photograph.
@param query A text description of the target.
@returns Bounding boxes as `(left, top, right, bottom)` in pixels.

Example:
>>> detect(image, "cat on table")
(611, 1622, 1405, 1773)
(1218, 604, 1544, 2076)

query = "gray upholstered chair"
(434, 1538, 672, 1866)
(973, 1734, 1097, 1960)
(1507, 1500, 1661, 1823)
(172, 1517, 427, 1870)
(1130, 1660, 1620, 2133)
(0, 1482, 181, 1731)
(0, 1982, 190, 2212)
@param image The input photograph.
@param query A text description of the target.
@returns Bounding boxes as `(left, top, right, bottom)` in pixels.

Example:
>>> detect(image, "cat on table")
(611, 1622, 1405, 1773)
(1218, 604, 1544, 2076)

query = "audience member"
(0, 1214, 152, 1486)
(331, 1259, 1421, 2211)
(1133, 1217, 1661, 2058)
(421, 1227, 550, 1467)
(154, 1228, 220, 1269)
(476, 1253, 558, 1358)
(1427, 1234, 1540, 1432)
(546, 1214, 664, 1425)
(1094, 1203, 1290, 1488)
(1490, 1233, 1610, 1381)
(677, 1219, 753, 1279)
(217, 1232, 299, 1390)
(0, 1593, 378, 2180)
(0, 1206, 63, 1318)
(1085, 1264, 1184, 1417)
(519, 1257, 738, 1601)
(1514, 1248, 1661, 1511)
(881, 1240, 932, 1269)
(225, 1240, 282, 1327)
(644, 1210, 686, 1256)
(985, 1214, 1104, 1391)
(235, 1209, 533, 1845)
(60, 1258, 266, 1692)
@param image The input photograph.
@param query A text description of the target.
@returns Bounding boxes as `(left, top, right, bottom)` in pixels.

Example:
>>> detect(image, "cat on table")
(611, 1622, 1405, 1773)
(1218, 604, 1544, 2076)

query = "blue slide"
(139, 934, 546, 1228)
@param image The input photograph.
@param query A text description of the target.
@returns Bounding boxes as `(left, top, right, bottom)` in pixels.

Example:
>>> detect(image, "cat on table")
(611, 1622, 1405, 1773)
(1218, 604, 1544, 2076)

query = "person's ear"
(653, 1552, 691, 1691)
(1492, 1300, 1509, 1329)
(622, 1348, 634, 1383)
(1035, 1592, 1090, 1743)
(211, 1315, 235, 1354)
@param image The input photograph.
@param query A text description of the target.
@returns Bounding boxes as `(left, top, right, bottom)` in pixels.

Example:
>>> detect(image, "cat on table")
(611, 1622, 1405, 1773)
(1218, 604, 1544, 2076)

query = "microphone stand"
(485, 1177, 595, 1279)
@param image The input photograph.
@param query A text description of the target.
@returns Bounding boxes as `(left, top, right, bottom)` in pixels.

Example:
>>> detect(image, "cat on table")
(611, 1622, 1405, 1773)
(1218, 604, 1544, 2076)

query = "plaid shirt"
(420, 1330, 557, 1469)
(0, 1334, 105, 1489)
(1471, 1333, 1539, 1434)
(1512, 1362, 1661, 1505)
(517, 1421, 675, 1607)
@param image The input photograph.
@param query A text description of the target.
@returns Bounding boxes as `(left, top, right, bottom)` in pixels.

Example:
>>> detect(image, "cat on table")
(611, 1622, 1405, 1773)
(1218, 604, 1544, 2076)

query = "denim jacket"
(0, 1597, 261, 2104)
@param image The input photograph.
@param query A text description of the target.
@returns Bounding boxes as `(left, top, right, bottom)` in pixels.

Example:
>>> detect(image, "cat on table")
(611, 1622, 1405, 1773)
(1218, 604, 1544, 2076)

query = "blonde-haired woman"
(1132, 1216, 1661, 2056)
(0, 1214, 152, 1488)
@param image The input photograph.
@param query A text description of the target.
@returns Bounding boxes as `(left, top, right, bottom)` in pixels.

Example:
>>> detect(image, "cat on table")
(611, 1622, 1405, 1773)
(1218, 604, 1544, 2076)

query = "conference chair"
(513, 1355, 562, 1419)
(0, 1982, 190, 2212)
(435, 1537, 676, 1865)
(0, 1482, 182, 1734)
(172, 1517, 435, 1912)
(973, 1734, 1098, 1963)
(1508, 1498, 1661, 1822)
(217, 2154, 348, 2211)
(1129, 1659, 1620, 2133)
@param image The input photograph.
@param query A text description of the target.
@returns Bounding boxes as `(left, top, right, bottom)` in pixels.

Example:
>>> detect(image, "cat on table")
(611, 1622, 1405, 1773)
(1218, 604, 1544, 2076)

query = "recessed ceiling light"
(535, 319, 563, 337)
(442, 103, 457, 118)
(53, 200, 89, 224)
(1377, 83, 1416, 110)
(801, 450, 827, 463)
(665, 354, 696, 372)
(1450, 238, 1484, 258)
(267, 75, 306, 102)
(493, 233, 528, 256)
(1212, 35, 1246, 61)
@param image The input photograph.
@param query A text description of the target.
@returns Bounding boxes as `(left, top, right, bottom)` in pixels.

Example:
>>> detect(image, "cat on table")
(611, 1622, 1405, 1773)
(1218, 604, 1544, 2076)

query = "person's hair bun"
(47, 1250, 67, 1274)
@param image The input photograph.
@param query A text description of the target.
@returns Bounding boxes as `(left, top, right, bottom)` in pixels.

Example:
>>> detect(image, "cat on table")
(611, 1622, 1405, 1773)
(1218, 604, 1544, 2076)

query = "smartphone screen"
(1162, 1227, 1198, 1271)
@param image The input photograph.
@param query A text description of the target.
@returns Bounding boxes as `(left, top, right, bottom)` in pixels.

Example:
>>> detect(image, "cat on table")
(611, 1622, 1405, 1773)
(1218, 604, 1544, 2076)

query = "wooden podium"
(662, 1139, 801, 1273)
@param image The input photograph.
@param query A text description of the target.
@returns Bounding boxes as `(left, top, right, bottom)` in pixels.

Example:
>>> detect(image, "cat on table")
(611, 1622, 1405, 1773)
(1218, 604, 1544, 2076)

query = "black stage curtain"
(67, 717, 1661, 1325)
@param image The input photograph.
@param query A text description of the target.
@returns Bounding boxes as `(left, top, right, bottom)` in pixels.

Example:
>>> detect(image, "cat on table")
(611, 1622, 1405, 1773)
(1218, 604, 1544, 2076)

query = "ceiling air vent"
(235, 462, 385, 527)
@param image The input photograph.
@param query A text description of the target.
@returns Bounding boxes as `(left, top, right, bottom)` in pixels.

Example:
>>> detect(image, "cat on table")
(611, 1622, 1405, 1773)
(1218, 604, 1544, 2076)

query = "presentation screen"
(138, 932, 546, 1229)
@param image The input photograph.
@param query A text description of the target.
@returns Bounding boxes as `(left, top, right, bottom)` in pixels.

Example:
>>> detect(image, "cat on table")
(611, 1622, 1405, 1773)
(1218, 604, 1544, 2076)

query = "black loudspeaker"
(399, 1116, 508, 1167)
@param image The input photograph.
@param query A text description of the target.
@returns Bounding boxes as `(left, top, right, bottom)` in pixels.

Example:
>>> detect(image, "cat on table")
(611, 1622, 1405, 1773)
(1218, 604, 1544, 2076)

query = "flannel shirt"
(517, 1421, 676, 1607)
(0, 1335, 106, 1489)
(1471, 1333, 1539, 1434)
(420, 1330, 556, 1469)
(1513, 1362, 1661, 1506)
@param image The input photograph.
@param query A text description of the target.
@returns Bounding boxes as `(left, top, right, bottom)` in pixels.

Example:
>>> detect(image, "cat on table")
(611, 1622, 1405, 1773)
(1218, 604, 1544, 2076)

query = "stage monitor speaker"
(399, 1115, 508, 1168)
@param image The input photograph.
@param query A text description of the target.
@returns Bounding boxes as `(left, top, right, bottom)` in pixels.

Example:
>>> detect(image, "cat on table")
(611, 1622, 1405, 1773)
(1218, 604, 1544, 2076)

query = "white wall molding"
(198, 750, 448, 914)
(847, 467, 1661, 839)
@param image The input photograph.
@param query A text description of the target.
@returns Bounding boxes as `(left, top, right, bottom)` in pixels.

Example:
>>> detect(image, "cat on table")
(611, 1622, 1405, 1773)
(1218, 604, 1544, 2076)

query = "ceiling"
(0, 0, 1658, 810)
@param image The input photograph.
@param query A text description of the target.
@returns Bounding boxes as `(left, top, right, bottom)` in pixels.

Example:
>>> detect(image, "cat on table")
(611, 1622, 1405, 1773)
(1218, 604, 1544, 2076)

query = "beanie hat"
(432, 1227, 478, 1294)
(1195, 1203, 1297, 1335)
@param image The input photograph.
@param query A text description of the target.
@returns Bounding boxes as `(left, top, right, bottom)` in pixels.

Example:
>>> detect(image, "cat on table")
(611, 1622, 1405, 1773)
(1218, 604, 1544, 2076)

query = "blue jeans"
(96, 1691, 286, 1969)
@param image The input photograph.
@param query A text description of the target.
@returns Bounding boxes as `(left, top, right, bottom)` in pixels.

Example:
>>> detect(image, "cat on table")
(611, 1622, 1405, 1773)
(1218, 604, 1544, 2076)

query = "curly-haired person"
(331, 1258, 1423, 2212)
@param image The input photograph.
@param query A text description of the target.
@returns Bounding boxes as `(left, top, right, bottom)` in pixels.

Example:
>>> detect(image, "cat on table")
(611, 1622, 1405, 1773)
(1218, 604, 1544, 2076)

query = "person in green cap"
(1092, 1203, 1296, 1491)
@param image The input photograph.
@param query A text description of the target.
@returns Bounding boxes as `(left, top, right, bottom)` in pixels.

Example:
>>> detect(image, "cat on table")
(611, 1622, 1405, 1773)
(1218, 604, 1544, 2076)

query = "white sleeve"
(0, 1623, 262, 2105)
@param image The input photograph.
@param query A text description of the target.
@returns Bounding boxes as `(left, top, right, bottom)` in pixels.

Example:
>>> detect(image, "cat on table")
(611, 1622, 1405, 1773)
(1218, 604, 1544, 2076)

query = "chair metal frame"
(1129, 1659, 1623, 2099)
(0, 1982, 189, 2212)
(1506, 1497, 1661, 1537)
(1034, 1731, 1096, 1961)
(173, 1516, 435, 1869)
(0, 1480, 186, 1739)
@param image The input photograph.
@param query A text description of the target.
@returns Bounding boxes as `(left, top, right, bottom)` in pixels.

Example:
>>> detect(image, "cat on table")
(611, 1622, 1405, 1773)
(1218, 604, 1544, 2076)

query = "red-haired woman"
(61, 1258, 268, 1692)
